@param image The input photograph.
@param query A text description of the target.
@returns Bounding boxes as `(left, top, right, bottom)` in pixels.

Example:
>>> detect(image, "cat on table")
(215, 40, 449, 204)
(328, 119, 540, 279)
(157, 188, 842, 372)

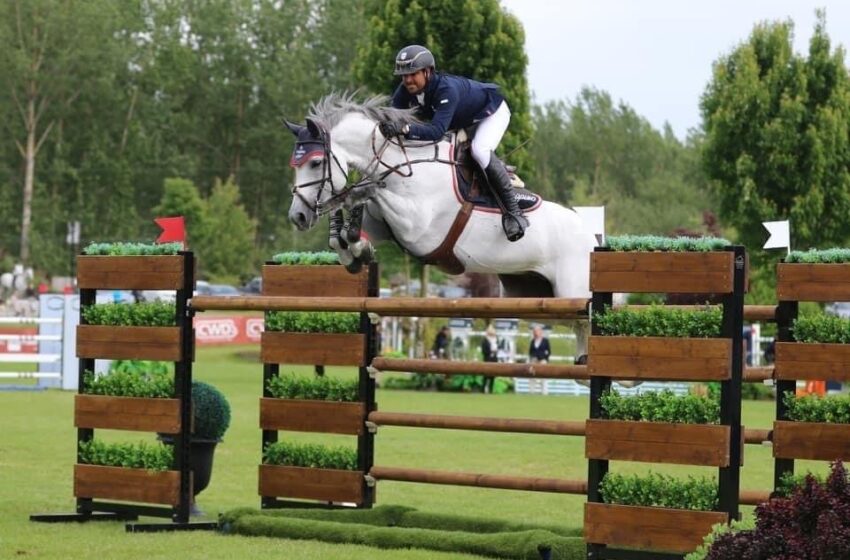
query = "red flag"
(155, 216, 186, 246)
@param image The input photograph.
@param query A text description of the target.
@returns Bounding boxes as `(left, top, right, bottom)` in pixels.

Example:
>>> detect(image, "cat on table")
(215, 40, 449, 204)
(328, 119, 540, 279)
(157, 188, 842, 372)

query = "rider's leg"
(471, 102, 526, 242)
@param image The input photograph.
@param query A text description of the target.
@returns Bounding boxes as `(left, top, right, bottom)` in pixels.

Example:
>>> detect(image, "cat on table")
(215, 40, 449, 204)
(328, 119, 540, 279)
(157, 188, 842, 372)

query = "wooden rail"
(371, 357, 589, 380)
(368, 411, 585, 436)
(191, 295, 589, 319)
(369, 466, 587, 494)
(744, 366, 774, 382)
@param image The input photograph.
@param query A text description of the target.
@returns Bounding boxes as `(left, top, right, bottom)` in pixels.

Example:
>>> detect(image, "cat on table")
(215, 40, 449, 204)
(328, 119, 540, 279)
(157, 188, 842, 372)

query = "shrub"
(600, 389, 720, 424)
(82, 302, 176, 327)
(267, 375, 359, 402)
(786, 248, 850, 263)
(792, 314, 850, 343)
(109, 360, 170, 376)
(265, 311, 359, 333)
(776, 471, 826, 498)
(82, 242, 183, 256)
(594, 305, 722, 338)
(783, 392, 850, 423)
(263, 441, 357, 470)
(271, 251, 340, 265)
(605, 235, 731, 252)
(685, 518, 756, 560)
(83, 369, 173, 398)
(600, 471, 718, 511)
(703, 461, 850, 559)
(192, 381, 231, 439)
(78, 439, 173, 471)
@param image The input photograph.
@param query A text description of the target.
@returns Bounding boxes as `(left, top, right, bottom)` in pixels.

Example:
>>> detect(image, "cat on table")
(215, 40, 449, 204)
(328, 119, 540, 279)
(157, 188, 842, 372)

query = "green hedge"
(600, 389, 720, 424)
(263, 441, 357, 470)
(83, 370, 173, 398)
(785, 248, 850, 263)
(78, 439, 173, 471)
(82, 302, 175, 327)
(792, 314, 850, 343)
(605, 235, 731, 252)
(267, 375, 359, 402)
(784, 393, 850, 423)
(82, 242, 183, 256)
(600, 472, 718, 511)
(219, 506, 585, 560)
(594, 305, 722, 338)
(271, 251, 340, 265)
(265, 311, 359, 333)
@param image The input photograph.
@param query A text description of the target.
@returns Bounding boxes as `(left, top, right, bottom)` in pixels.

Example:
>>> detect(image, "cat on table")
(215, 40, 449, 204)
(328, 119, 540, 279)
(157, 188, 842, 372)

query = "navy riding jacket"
(390, 72, 505, 141)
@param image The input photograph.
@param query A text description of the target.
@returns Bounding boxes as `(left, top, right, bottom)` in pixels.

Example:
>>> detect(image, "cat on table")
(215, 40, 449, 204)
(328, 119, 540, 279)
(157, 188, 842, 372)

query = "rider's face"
(402, 69, 428, 95)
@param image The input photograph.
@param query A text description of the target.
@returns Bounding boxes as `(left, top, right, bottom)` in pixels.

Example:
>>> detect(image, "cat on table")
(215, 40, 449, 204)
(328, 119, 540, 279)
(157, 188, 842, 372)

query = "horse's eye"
(310, 159, 323, 169)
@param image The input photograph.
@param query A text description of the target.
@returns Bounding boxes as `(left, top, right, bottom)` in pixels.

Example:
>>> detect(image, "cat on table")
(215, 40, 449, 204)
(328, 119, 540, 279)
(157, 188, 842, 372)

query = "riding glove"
(379, 121, 408, 138)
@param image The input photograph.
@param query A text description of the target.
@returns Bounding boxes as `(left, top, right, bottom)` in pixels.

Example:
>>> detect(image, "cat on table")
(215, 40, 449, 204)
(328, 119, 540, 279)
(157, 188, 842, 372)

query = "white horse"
(285, 93, 598, 357)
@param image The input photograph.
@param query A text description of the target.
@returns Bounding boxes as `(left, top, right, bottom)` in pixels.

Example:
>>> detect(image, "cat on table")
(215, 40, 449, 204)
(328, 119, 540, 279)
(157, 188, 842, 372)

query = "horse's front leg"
(328, 209, 358, 269)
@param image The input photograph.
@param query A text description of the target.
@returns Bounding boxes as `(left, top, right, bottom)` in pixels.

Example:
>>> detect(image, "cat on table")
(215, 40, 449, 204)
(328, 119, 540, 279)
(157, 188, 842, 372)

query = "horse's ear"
(305, 117, 323, 139)
(281, 118, 304, 137)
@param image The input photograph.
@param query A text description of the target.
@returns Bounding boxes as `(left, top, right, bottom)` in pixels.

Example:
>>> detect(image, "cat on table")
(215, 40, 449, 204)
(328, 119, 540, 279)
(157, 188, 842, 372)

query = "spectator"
(528, 325, 551, 363)
(480, 325, 498, 393)
(431, 325, 450, 359)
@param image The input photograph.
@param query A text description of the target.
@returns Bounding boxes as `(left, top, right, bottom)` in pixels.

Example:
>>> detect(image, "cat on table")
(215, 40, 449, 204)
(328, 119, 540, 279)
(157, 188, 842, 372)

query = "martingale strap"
(420, 200, 475, 275)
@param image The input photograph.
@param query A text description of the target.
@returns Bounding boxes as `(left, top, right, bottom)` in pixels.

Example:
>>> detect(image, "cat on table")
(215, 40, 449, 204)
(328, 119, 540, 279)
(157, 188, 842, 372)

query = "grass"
(1, 345, 829, 559)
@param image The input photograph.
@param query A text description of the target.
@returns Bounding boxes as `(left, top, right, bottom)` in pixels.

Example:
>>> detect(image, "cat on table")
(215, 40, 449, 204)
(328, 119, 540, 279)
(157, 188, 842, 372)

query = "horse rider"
(378, 45, 527, 242)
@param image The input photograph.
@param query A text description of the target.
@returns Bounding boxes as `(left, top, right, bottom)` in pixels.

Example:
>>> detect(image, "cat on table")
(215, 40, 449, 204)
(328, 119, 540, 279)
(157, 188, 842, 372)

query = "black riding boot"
(484, 152, 527, 242)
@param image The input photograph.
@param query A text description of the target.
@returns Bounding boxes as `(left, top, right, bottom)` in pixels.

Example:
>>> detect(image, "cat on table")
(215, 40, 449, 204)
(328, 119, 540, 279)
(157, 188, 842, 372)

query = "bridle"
(290, 121, 457, 217)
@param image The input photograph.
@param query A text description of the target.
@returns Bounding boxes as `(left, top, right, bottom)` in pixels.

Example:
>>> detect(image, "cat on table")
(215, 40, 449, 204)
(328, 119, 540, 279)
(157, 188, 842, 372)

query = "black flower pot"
(158, 436, 220, 496)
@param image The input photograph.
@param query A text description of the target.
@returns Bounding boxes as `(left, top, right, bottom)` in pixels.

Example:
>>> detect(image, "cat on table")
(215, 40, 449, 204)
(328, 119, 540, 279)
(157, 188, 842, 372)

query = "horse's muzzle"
(288, 209, 314, 231)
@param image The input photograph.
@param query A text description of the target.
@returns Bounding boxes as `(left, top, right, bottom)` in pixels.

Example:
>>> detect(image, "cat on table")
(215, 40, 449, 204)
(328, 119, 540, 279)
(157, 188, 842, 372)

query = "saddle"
(452, 129, 542, 212)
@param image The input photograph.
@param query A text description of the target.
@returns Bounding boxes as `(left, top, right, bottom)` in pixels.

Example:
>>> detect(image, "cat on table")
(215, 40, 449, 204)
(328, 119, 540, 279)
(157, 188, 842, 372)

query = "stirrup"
(502, 213, 526, 242)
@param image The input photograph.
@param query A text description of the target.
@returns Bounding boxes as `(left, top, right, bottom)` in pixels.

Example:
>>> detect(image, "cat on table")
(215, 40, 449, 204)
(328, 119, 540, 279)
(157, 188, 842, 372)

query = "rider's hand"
(379, 121, 408, 138)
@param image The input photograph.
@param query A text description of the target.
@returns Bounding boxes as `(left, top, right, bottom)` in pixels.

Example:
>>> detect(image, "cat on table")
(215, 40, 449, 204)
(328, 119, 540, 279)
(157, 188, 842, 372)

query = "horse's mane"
(308, 91, 418, 129)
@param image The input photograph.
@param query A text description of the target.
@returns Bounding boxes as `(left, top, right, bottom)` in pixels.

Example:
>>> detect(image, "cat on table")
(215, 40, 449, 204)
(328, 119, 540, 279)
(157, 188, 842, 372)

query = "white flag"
(763, 220, 790, 253)
(574, 206, 605, 244)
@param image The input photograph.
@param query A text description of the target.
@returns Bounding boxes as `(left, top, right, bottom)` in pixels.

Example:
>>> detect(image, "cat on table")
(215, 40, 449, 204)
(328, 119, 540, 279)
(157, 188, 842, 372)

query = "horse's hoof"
(345, 259, 363, 274)
(574, 354, 587, 365)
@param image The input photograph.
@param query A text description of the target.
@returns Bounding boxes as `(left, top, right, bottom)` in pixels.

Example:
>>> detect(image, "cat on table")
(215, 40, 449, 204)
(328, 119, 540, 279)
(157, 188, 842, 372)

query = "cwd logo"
(196, 319, 239, 342)
(246, 318, 265, 341)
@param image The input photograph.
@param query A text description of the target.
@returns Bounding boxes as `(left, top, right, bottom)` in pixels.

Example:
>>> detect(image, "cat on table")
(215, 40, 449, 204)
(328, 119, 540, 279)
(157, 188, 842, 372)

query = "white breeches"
(471, 101, 511, 169)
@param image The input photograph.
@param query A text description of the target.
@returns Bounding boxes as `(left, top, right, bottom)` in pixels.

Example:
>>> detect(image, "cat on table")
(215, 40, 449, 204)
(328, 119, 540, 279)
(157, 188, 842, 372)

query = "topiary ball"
(192, 381, 231, 440)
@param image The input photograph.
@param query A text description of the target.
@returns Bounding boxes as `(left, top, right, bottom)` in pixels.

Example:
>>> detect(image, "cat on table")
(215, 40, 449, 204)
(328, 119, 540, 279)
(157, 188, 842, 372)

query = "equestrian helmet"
(394, 45, 435, 75)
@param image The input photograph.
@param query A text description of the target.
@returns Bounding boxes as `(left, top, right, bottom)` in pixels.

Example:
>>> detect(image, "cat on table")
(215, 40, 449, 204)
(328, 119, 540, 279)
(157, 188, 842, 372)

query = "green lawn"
(0, 346, 829, 559)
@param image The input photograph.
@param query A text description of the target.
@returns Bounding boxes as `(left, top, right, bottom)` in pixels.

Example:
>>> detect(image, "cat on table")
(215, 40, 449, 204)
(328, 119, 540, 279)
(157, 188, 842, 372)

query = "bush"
(594, 305, 722, 338)
(109, 360, 169, 376)
(600, 389, 720, 424)
(78, 439, 173, 471)
(267, 375, 359, 402)
(786, 248, 850, 263)
(82, 302, 176, 327)
(792, 314, 850, 343)
(784, 392, 850, 423)
(703, 461, 850, 559)
(600, 471, 718, 511)
(82, 242, 183, 256)
(83, 369, 173, 398)
(685, 518, 755, 560)
(263, 441, 357, 470)
(265, 311, 359, 334)
(193, 381, 231, 439)
(271, 251, 340, 265)
(605, 235, 731, 252)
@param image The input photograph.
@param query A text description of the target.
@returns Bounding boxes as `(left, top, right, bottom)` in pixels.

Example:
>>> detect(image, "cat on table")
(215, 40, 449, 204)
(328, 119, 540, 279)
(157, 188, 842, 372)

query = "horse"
(284, 93, 598, 358)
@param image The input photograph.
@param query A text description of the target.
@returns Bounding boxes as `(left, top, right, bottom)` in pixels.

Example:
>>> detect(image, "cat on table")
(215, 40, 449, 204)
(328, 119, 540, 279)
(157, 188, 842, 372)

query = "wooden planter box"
(260, 398, 366, 435)
(585, 419, 731, 466)
(77, 325, 182, 361)
(261, 332, 365, 366)
(773, 420, 850, 461)
(75, 395, 181, 433)
(777, 262, 850, 302)
(263, 265, 369, 297)
(775, 342, 850, 382)
(590, 251, 734, 294)
(74, 464, 182, 506)
(587, 336, 731, 381)
(585, 502, 727, 554)
(258, 464, 364, 503)
(77, 255, 186, 290)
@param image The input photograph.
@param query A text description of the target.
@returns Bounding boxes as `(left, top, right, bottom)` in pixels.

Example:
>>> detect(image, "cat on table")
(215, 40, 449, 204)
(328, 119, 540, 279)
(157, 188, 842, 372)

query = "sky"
(500, 0, 850, 139)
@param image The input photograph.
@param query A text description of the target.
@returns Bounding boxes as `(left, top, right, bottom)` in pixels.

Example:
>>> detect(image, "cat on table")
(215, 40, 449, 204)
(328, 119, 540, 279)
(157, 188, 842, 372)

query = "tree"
(701, 12, 850, 252)
(197, 178, 256, 281)
(153, 178, 208, 250)
(354, 0, 532, 173)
